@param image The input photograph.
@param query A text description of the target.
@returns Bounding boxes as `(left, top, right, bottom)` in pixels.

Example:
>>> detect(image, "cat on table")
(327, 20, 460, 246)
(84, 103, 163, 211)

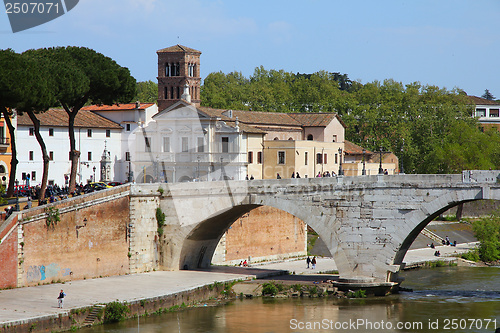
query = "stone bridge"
(129, 170, 500, 287)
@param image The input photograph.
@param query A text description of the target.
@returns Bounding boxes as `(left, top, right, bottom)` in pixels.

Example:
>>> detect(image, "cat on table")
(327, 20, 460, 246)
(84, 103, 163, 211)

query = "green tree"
(472, 215, 500, 262)
(26, 47, 136, 192)
(0, 49, 24, 197)
(481, 89, 495, 100)
(0, 49, 56, 199)
(134, 80, 158, 103)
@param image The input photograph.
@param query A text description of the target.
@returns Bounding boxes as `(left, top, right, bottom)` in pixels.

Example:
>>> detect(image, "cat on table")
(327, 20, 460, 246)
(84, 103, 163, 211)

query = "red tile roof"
(17, 109, 122, 129)
(81, 103, 155, 111)
(468, 96, 500, 106)
(157, 44, 201, 54)
(344, 140, 372, 155)
(199, 107, 302, 126)
(288, 113, 338, 127)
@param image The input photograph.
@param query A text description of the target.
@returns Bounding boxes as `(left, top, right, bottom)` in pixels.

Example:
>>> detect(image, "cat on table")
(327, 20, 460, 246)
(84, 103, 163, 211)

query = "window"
(29, 128, 34, 136)
(332, 135, 337, 142)
(88, 152, 92, 161)
(49, 151, 54, 161)
(476, 108, 486, 117)
(106, 129, 111, 137)
(29, 151, 34, 160)
(248, 151, 253, 164)
(307, 134, 313, 141)
(125, 152, 131, 161)
(182, 137, 189, 152)
(278, 151, 285, 165)
(335, 153, 338, 164)
(257, 152, 263, 164)
(324, 154, 328, 164)
(49, 128, 54, 136)
(305, 152, 308, 165)
(31, 171, 36, 181)
(145, 137, 151, 152)
(87, 129, 92, 137)
(197, 137, 204, 153)
(221, 137, 229, 153)
(316, 153, 323, 164)
(22, 172, 26, 180)
(490, 109, 499, 117)
(126, 124, 131, 131)
(163, 137, 170, 152)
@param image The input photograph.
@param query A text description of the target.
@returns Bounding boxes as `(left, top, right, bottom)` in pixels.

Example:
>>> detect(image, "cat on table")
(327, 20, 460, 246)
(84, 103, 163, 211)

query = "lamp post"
(14, 179, 19, 211)
(93, 166, 96, 182)
(338, 148, 343, 176)
(378, 147, 384, 174)
(362, 148, 366, 175)
(400, 139, 405, 174)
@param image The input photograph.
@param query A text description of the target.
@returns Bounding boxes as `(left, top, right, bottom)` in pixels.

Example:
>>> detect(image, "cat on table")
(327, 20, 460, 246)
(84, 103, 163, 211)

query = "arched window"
(307, 134, 313, 141)
(0, 165, 5, 173)
(274, 137, 279, 140)
(288, 137, 293, 141)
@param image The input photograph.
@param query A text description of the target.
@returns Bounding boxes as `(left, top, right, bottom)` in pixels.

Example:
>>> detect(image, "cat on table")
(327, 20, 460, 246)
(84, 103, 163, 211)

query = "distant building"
(16, 109, 123, 186)
(469, 95, 500, 131)
(0, 112, 13, 187)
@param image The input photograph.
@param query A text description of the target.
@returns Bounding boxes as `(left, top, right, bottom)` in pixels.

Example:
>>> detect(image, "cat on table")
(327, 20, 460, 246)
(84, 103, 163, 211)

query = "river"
(78, 266, 500, 333)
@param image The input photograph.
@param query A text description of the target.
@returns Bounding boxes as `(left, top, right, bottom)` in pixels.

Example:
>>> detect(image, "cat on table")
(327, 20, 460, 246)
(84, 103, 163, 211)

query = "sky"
(1, 0, 499, 98)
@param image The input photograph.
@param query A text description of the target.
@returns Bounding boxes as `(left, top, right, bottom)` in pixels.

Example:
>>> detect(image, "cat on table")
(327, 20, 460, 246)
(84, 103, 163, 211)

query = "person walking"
(306, 256, 311, 268)
(57, 289, 66, 308)
(311, 256, 317, 269)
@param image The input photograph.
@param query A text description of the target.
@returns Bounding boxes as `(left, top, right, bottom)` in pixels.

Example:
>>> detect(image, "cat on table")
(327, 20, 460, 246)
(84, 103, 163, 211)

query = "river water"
(79, 266, 500, 333)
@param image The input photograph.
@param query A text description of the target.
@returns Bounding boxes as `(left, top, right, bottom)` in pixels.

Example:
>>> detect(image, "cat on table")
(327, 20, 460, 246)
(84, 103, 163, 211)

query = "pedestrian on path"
(306, 256, 311, 268)
(57, 289, 66, 308)
(311, 256, 316, 269)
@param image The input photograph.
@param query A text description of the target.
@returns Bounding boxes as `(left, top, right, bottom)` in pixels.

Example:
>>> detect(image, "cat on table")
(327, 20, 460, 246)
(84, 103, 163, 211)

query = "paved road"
(0, 244, 477, 326)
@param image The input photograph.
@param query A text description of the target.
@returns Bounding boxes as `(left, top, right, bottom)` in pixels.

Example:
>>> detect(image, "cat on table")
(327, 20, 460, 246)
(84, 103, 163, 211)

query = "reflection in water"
(79, 267, 500, 333)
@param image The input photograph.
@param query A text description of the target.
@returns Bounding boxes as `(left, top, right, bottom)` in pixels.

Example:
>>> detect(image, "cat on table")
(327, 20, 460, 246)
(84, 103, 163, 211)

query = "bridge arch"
(178, 197, 340, 271)
(394, 187, 497, 266)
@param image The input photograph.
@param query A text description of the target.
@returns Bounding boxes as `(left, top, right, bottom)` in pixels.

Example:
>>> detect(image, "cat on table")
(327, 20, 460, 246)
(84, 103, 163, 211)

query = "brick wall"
(19, 193, 130, 287)
(0, 215, 18, 289)
(222, 206, 307, 263)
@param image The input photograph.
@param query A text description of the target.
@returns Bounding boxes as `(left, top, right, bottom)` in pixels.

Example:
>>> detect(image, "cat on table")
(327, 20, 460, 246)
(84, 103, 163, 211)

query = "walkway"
(0, 245, 476, 327)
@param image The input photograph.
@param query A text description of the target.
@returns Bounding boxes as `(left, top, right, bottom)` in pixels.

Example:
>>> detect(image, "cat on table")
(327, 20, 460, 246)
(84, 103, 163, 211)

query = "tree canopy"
(201, 67, 500, 174)
(0, 49, 56, 198)
(482, 89, 496, 101)
(23, 46, 136, 191)
(134, 80, 158, 103)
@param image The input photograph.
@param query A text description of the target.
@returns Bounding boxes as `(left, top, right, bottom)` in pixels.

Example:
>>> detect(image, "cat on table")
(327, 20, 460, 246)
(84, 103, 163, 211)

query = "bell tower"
(157, 44, 201, 111)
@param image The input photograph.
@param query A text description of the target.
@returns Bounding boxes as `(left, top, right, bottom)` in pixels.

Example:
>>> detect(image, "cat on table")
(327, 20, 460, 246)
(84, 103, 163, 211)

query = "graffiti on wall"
(26, 263, 72, 282)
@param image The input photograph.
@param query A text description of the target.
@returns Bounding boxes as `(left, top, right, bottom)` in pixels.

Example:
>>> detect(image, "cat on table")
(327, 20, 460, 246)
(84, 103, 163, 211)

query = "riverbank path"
(0, 243, 477, 327)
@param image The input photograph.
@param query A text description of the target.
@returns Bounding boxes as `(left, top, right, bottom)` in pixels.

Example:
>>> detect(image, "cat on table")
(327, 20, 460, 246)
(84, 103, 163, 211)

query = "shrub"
(262, 282, 278, 296)
(461, 250, 480, 262)
(347, 289, 366, 298)
(472, 215, 500, 262)
(104, 301, 129, 323)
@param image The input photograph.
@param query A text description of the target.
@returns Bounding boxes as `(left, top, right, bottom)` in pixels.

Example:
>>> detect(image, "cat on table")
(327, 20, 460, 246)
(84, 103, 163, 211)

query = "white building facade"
(15, 109, 124, 187)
